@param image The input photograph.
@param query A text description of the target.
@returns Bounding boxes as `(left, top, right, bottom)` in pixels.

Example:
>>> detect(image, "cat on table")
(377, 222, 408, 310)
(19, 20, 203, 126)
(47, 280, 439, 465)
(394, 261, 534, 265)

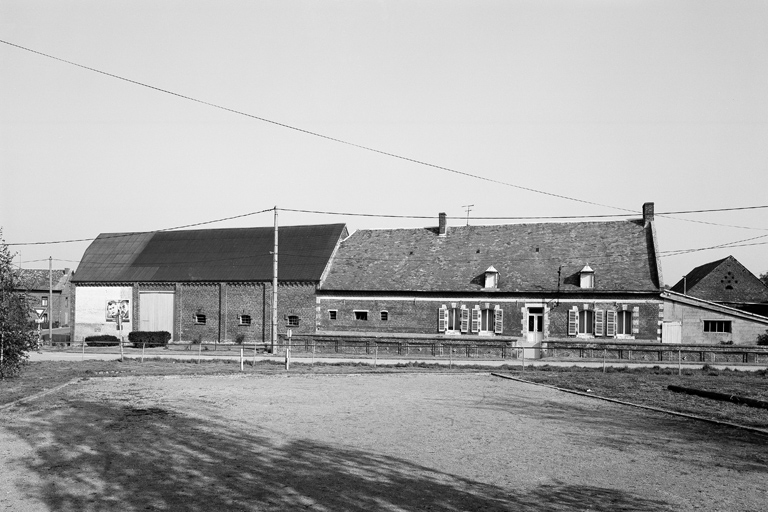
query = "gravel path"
(1, 373, 766, 511)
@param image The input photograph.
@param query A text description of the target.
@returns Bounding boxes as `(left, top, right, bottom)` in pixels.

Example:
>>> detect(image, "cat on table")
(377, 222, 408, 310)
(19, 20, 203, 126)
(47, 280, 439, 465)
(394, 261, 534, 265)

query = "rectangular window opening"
(328, 310, 337, 321)
(354, 311, 368, 321)
(287, 315, 300, 326)
(239, 315, 252, 326)
(704, 320, 731, 333)
(380, 311, 388, 321)
(195, 314, 207, 325)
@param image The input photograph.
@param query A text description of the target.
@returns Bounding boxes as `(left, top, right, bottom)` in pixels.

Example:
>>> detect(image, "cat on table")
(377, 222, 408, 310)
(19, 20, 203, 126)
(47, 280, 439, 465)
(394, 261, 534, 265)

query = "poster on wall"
(106, 299, 130, 322)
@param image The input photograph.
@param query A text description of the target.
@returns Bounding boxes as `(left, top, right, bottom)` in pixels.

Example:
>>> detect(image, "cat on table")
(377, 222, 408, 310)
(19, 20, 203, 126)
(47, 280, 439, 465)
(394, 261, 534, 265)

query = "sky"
(1, 0, 766, 286)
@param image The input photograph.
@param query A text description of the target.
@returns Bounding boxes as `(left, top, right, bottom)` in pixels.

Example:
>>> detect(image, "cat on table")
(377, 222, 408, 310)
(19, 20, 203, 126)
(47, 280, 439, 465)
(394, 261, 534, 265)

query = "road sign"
(34, 308, 46, 318)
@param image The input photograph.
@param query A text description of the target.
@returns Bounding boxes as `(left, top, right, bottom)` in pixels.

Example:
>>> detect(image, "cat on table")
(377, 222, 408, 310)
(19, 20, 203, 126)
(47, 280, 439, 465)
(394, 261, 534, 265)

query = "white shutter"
(606, 310, 616, 337)
(438, 307, 448, 332)
(471, 308, 480, 333)
(494, 308, 504, 334)
(595, 310, 604, 337)
(568, 309, 578, 336)
(460, 307, 469, 333)
(632, 306, 640, 334)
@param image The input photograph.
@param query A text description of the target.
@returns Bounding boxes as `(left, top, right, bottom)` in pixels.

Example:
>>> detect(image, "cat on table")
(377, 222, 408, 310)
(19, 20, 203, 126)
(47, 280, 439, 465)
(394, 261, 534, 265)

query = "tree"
(760, 272, 768, 287)
(0, 229, 34, 378)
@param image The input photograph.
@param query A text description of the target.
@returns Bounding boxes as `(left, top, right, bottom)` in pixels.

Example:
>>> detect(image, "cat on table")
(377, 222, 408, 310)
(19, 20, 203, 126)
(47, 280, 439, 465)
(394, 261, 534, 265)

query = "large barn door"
(140, 292, 175, 338)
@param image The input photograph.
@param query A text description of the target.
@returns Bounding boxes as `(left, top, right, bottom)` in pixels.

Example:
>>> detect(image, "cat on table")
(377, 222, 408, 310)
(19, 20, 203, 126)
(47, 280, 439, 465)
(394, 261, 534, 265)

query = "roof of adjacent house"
(73, 224, 348, 283)
(670, 255, 768, 303)
(320, 219, 661, 293)
(14, 269, 71, 292)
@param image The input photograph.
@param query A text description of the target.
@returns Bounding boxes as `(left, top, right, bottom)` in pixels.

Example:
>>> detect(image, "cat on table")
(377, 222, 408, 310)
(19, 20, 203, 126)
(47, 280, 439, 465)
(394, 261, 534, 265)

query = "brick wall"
(317, 296, 662, 341)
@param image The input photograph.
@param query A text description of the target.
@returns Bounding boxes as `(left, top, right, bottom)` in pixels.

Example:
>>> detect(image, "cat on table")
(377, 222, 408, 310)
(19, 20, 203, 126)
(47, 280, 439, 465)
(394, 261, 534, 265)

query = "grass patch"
(505, 365, 768, 429)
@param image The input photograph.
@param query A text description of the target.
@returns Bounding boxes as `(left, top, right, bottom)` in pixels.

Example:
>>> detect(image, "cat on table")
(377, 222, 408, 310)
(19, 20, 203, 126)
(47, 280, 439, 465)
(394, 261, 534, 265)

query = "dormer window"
(484, 266, 499, 289)
(580, 265, 594, 289)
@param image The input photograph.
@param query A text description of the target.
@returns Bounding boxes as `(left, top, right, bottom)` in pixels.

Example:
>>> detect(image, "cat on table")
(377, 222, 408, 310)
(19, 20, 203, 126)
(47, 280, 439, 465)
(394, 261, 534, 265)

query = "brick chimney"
(438, 212, 447, 237)
(642, 202, 654, 226)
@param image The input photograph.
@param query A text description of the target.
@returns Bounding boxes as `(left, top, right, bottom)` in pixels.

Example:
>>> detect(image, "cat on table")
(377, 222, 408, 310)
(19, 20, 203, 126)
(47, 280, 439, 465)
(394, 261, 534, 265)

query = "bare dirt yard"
(1, 372, 766, 511)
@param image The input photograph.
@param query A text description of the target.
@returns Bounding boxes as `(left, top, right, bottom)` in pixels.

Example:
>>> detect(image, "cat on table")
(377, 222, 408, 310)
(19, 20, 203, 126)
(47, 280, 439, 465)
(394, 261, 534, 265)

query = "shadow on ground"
(7, 398, 675, 512)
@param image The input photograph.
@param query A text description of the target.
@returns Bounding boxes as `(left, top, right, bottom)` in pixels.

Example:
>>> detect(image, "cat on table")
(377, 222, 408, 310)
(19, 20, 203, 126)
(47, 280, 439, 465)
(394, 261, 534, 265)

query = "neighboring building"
(670, 256, 768, 317)
(661, 290, 768, 345)
(71, 224, 348, 344)
(317, 203, 664, 356)
(14, 268, 74, 328)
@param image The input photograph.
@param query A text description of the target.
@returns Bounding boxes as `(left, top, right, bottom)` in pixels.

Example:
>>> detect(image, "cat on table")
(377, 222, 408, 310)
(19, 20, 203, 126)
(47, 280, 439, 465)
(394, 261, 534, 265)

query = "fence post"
(198, 342, 202, 364)
(603, 348, 606, 373)
(81, 339, 85, 361)
(142, 342, 145, 363)
(374, 345, 378, 367)
(449, 347, 452, 369)
(240, 346, 244, 371)
(678, 348, 682, 376)
(312, 341, 316, 366)
(522, 346, 525, 370)
(120, 336, 125, 362)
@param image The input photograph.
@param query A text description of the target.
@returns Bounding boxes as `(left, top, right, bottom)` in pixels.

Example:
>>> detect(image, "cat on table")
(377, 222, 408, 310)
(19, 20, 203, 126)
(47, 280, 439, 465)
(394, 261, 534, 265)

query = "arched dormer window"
(580, 265, 594, 289)
(484, 266, 499, 289)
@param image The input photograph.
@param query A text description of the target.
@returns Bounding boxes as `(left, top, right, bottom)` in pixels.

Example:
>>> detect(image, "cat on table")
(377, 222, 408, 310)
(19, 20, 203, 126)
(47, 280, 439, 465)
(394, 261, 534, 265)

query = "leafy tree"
(0, 229, 34, 378)
(760, 272, 768, 287)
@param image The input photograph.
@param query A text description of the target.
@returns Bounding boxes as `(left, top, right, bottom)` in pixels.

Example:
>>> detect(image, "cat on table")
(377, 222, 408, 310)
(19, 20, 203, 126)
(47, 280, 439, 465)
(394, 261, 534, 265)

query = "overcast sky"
(1, 0, 766, 286)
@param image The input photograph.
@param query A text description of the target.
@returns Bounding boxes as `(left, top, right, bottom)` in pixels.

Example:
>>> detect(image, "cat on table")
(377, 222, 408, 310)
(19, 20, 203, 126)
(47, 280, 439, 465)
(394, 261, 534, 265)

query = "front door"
(139, 292, 175, 339)
(521, 307, 544, 358)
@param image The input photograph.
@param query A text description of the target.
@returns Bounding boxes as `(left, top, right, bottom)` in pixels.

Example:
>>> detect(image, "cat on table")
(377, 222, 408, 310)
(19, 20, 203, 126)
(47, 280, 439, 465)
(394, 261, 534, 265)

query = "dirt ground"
(1, 373, 766, 511)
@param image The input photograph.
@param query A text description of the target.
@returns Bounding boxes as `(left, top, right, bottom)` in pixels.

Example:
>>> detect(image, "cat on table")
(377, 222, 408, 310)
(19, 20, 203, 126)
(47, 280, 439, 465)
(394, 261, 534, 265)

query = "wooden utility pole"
(271, 206, 278, 353)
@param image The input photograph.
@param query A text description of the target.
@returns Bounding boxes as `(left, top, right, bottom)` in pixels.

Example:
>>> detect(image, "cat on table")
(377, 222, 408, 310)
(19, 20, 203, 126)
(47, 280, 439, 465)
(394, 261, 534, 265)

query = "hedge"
(84, 335, 120, 347)
(128, 331, 172, 348)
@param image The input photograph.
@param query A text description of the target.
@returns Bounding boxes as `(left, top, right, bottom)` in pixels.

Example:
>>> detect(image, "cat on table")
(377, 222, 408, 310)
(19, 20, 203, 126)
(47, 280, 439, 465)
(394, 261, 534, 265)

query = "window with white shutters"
(568, 309, 578, 336)
(438, 307, 448, 332)
(460, 307, 469, 333)
(595, 310, 604, 336)
(470, 308, 480, 333)
(606, 310, 616, 337)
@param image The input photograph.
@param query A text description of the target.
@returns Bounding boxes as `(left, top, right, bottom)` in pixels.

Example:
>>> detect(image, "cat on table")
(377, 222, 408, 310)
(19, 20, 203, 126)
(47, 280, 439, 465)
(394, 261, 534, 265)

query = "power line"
(0, 39, 634, 213)
(5, 208, 272, 246)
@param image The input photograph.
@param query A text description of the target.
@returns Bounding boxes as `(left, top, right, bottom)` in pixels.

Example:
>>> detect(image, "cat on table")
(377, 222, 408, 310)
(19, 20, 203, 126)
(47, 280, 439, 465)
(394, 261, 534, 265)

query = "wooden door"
(139, 292, 175, 338)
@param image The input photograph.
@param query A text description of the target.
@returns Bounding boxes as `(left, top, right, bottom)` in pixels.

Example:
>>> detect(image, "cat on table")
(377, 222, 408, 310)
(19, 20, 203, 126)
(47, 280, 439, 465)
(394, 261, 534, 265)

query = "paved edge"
(491, 372, 768, 437)
(0, 378, 81, 412)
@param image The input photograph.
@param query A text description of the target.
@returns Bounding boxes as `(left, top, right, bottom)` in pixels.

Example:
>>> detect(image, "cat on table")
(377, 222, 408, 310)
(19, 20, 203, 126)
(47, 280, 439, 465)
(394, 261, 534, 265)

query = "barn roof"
(320, 219, 660, 293)
(73, 224, 348, 283)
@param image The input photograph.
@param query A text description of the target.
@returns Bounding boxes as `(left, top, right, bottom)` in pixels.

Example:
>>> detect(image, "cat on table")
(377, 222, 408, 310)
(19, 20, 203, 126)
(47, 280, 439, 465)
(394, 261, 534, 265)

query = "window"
(41, 296, 48, 307)
(704, 320, 731, 333)
(617, 311, 632, 335)
(438, 305, 468, 333)
(239, 315, 251, 326)
(195, 314, 206, 325)
(354, 311, 368, 321)
(328, 310, 337, 321)
(287, 315, 300, 326)
(578, 310, 594, 334)
(580, 265, 594, 289)
(484, 266, 499, 289)
(380, 311, 388, 321)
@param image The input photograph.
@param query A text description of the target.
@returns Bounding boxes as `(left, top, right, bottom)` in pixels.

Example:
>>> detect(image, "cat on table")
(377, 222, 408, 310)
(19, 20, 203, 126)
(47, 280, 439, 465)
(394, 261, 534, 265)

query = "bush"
(84, 335, 120, 347)
(757, 330, 768, 346)
(128, 331, 171, 348)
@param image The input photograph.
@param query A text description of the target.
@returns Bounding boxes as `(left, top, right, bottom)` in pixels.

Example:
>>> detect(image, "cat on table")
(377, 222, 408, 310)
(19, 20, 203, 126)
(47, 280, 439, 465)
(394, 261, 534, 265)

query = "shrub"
(128, 331, 172, 348)
(757, 330, 768, 346)
(235, 333, 246, 344)
(84, 335, 120, 347)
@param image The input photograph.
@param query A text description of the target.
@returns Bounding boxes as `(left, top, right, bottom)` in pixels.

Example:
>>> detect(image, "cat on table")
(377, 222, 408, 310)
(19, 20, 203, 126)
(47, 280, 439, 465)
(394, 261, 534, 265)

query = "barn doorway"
(139, 292, 175, 339)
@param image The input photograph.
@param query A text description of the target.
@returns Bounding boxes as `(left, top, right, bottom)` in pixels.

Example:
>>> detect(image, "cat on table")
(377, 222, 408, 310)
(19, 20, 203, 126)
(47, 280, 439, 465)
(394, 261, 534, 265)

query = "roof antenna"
(461, 205, 474, 226)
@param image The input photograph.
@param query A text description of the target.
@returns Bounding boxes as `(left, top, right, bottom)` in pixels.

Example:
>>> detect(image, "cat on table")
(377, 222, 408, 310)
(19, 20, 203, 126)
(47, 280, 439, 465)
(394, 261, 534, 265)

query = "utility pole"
(462, 205, 474, 226)
(48, 256, 53, 345)
(271, 206, 278, 353)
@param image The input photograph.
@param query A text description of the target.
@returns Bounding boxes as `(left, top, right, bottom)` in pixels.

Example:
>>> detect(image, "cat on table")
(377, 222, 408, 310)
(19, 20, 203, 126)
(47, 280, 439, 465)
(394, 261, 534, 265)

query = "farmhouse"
(71, 224, 348, 344)
(14, 268, 74, 328)
(316, 203, 664, 355)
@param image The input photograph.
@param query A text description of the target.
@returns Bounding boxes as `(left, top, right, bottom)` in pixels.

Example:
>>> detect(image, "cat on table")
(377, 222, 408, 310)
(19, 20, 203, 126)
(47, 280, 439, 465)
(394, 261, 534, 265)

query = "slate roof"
(320, 220, 660, 293)
(14, 269, 71, 292)
(73, 224, 348, 283)
(670, 255, 768, 302)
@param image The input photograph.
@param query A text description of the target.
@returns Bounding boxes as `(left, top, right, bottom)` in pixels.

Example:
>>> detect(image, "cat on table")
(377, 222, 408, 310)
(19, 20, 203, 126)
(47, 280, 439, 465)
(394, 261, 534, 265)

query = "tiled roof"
(73, 224, 348, 283)
(670, 257, 727, 293)
(320, 220, 660, 293)
(14, 269, 71, 291)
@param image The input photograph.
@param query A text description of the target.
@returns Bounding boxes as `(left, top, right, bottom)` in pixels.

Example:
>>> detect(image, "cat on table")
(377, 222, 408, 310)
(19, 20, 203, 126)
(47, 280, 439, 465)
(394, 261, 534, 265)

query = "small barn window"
(704, 320, 731, 333)
(195, 314, 207, 325)
(380, 311, 389, 321)
(354, 311, 368, 321)
(287, 315, 300, 326)
(239, 315, 251, 326)
(328, 310, 337, 320)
